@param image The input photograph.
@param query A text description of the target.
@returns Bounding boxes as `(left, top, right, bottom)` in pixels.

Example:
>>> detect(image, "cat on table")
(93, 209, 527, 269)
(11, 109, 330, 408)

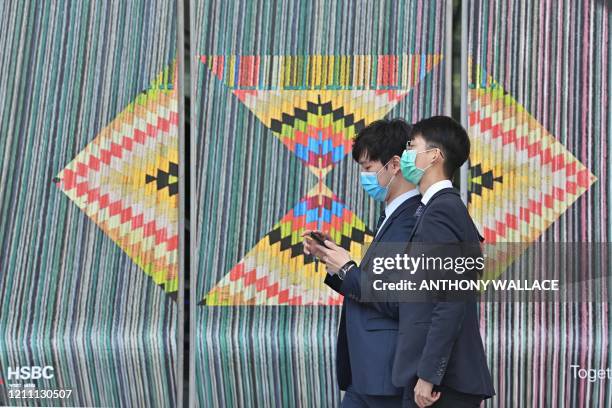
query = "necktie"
(414, 203, 425, 217)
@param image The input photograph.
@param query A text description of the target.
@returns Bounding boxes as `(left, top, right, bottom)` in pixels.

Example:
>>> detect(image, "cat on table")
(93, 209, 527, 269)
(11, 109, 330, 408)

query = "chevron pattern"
(204, 184, 373, 305)
(201, 54, 442, 305)
(467, 64, 597, 280)
(467, 79, 596, 244)
(55, 64, 179, 296)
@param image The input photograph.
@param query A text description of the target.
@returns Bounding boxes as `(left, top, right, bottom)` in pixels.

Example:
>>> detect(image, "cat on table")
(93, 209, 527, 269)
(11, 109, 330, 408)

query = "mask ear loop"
(387, 156, 402, 180)
(430, 146, 444, 160)
(385, 171, 396, 189)
(376, 158, 397, 200)
(375, 158, 393, 176)
(420, 147, 443, 172)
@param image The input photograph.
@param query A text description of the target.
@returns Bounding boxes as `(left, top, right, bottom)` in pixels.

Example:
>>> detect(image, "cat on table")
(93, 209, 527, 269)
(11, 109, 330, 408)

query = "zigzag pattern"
(468, 85, 596, 244)
(268, 97, 365, 168)
(204, 185, 373, 305)
(55, 64, 179, 296)
(201, 54, 441, 305)
(234, 90, 410, 175)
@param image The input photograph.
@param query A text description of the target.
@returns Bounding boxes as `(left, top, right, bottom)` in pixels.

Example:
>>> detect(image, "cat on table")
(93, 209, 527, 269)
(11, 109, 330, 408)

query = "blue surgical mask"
(400, 148, 437, 185)
(360, 161, 395, 202)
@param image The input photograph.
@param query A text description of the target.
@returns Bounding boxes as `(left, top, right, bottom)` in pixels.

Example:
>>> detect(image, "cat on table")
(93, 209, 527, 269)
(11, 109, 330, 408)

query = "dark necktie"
(414, 203, 425, 217)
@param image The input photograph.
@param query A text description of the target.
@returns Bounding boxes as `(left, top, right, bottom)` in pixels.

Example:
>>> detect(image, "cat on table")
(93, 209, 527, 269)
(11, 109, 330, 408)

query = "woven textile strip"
(193, 0, 448, 406)
(467, 1, 608, 407)
(55, 65, 180, 296)
(201, 54, 441, 306)
(0, 1, 178, 406)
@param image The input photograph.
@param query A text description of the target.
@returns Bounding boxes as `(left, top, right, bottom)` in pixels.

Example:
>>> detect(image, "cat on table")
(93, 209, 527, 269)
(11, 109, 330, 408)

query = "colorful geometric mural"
(205, 183, 371, 305)
(467, 64, 596, 244)
(200, 54, 442, 305)
(55, 64, 180, 297)
(193, 2, 450, 406)
(467, 1, 608, 407)
(0, 1, 178, 406)
(467, 63, 597, 280)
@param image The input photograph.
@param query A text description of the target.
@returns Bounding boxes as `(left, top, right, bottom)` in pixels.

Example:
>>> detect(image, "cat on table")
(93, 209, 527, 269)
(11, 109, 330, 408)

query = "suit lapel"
(375, 196, 418, 241)
(407, 188, 460, 241)
(407, 207, 425, 242)
(361, 196, 419, 266)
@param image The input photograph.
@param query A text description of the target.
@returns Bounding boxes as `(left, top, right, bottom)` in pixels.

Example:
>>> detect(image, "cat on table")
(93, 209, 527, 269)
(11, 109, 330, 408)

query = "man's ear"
(390, 155, 402, 172)
(432, 148, 444, 165)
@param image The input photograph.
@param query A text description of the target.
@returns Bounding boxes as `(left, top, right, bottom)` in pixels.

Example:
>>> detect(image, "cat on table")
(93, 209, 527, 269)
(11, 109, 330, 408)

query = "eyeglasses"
(404, 143, 445, 158)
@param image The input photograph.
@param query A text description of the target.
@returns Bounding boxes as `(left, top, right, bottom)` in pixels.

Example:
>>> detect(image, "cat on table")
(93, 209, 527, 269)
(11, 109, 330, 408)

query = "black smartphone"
(309, 231, 328, 248)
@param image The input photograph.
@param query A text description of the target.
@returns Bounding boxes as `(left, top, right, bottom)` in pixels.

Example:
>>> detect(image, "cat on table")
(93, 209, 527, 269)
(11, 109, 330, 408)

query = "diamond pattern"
(201, 54, 441, 305)
(55, 64, 179, 297)
(467, 63, 596, 279)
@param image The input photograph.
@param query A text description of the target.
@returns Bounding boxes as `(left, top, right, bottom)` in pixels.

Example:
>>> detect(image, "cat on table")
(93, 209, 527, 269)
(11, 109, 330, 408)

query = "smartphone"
(309, 231, 328, 248)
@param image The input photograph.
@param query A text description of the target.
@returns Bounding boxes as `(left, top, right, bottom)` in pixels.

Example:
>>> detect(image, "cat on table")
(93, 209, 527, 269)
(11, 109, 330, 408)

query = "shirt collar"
(385, 188, 420, 219)
(421, 179, 453, 205)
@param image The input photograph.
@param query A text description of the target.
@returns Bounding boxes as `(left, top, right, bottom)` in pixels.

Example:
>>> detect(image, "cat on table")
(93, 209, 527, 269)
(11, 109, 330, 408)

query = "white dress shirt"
(376, 188, 420, 236)
(420, 179, 454, 205)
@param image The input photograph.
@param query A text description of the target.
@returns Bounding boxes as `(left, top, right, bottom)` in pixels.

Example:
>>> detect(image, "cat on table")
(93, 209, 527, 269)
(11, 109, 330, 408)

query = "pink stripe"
(600, 9, 610, 405)
(486, 2, 493, 82)
(533, 301, 540, 404)
(500, 303, 506, 405)
(505, 0, 513, 88)
(552, 300, 559, 406)
(596, 7, 608, 407)
(415, 1, 423, 54)
(413, 0, 423, 121)
(580, 0, 590, 375)
(536, 0, 544, 134)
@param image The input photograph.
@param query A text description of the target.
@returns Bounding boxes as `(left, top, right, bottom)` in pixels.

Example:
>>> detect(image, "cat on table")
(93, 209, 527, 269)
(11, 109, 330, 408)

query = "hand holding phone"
(309, 231, 329, 248)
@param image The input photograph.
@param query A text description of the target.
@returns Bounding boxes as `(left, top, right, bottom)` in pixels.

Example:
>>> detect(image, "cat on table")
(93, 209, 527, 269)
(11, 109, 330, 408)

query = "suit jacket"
(391, 187, 495, 405)
(324, 194, 421, 396)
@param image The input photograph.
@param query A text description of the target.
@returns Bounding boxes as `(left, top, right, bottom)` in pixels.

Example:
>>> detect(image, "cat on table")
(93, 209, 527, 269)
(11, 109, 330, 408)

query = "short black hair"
(351, 118, 412, 164)
(410, 116, 470, 178)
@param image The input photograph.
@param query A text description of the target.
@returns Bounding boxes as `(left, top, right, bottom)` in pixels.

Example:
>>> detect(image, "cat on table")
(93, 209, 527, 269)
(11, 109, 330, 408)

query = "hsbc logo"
(6, 366, 54, 381)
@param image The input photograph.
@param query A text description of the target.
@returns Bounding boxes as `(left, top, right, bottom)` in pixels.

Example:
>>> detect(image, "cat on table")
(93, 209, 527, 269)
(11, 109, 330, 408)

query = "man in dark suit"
(303, 118, 421, 407)
(394, 116, 495, 407)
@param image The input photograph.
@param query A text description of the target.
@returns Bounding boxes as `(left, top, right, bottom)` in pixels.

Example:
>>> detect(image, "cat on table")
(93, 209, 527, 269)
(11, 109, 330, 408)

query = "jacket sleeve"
(324, 272, 344, 294)
(416, 302, 467, 385)
(325, 267, 402, 321)
(400, 203, 467, 386)
(324, 202, 418, 311)
(323, 266, 362, 301)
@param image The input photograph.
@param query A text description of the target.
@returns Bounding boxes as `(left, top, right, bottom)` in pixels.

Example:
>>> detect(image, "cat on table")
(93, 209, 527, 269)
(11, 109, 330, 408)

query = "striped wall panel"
(0, 1, 179, 406)
(2, 1, 606, 407)
(192, 0, 449, 406)
(466, 1, 610, 407)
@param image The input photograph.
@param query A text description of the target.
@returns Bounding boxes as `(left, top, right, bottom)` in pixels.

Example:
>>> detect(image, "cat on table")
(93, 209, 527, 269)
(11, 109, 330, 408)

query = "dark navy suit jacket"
(391, 187, 495, 405)
(324, 194, 421, 396)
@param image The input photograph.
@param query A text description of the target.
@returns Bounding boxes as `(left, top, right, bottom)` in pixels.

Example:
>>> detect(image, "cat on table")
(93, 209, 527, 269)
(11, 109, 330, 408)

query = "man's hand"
(414, 378, 440, 407)
(301, 230, 352, 274)
(301, 230, 332, 260)
(317, 240, 352, 274)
